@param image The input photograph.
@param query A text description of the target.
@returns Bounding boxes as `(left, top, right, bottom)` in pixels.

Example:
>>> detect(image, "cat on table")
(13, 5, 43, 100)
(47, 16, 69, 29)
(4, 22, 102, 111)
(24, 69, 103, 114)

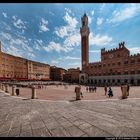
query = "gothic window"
(130, 71, 135, 74)
(124, 61, 128, 64)
(137, 59, 140, 63)
(117, 54, 120, 57)
(118, 62, 121, 65)
(131, 60, 135, 63)
(112, 63, 115, 66)
(137, 70, 140, 74)
(124, 71, 128, 75)
(103, 64, 106, 67)
(82, 21, 85, 26)
(117, 72, 121, 75)
(112, 72, 115, 75)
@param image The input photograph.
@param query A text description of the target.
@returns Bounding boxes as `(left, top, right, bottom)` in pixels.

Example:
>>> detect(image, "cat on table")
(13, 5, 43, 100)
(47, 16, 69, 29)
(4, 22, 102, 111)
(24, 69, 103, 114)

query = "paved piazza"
(0, 85, 140, 137)
(5, 84, 140, 101)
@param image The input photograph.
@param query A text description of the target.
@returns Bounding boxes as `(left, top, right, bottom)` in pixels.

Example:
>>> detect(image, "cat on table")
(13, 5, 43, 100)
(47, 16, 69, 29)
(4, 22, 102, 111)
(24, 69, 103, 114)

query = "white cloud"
(91, 10, 94, 16)
(54, 26, 68, 38)
(108, 4, 140, 23)
(129, 47, 140, 55)
(12, 15, 16, 20)
(89, 50, 100, 53)
(88, 16, 92, 24)
(65, 8, 72, 14)
(33, 40, 43, 51)
(89, 32, 112, 46)
(99, 3, 106, 13)
(63, 11, 78, 28)
(0, 32, 12, 41)
(97, 18, 104, 25)
(2, 12, 7, 18)
(52, 10, 80, 53)
(12, 16, 26, 30)
(64, 33, 80, 47)
(65, 56, 80, 60)
(0, 32, 35, 59)
(67, 62, 81, 69)
(39, 18, 49, 32)
(49, 11, 55, 16)
(51, 60, 59, 64)
(43, 41, 72, 53)
(36, 39, 43, 45)
(54, 11, 78, 39)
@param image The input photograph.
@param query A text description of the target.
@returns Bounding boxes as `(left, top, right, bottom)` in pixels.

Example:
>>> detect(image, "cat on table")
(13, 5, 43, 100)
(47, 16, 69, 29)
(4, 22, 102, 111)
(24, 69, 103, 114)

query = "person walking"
(127, 83, 130, 96)
(86, 86, 88, 92)
(108, 87, 113, 98)
(104, 85, 107, 95)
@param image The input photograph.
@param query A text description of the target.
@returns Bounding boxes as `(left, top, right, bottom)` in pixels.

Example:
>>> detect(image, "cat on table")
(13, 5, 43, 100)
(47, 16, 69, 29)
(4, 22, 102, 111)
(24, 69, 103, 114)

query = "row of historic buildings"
(79, 13, 140, 86)
(0, 42, 50, 81)
(0, 41, 80, 82)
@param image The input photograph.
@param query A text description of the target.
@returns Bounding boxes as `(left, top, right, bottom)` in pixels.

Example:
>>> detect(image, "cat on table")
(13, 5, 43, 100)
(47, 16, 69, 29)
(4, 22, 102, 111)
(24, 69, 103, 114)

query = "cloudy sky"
(0, 3, 140, 69)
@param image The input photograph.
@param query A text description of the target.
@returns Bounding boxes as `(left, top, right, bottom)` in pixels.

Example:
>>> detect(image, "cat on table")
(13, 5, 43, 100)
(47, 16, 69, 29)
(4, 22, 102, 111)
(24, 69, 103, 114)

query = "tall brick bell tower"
(80, 13, 90, 73)
(79, 13, 90, 84)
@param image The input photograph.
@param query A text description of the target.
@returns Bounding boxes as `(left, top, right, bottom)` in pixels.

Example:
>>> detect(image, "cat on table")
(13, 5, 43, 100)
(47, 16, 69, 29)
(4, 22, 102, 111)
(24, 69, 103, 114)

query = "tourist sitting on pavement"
(108, 87, 113, 97)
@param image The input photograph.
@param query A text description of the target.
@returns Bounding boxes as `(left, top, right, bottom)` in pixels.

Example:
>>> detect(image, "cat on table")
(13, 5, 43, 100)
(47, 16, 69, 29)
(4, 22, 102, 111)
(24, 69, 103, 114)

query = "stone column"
(5, 84, 9, 93)
(75, 86, 81, 100)
(12, 85, 16, 96)
(121, 85, 128, 99)
(31, 85, 37, 99)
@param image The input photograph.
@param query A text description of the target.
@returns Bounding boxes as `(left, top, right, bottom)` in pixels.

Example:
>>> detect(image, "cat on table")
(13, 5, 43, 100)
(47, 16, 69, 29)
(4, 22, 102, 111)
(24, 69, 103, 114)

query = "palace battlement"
(130, 53, 140, 57)
(101, 41, 129, 54)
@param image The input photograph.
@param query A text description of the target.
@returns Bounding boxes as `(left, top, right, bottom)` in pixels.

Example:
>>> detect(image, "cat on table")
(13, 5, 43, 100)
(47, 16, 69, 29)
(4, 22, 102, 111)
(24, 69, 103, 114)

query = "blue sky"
(0, 3, 140, 70)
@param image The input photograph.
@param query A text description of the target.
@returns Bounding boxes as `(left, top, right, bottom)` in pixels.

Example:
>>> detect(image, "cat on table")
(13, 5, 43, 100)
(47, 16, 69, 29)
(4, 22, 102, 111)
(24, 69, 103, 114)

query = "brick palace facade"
(0, 42, 50, 81)
(79, 14, 140, 86)
(50, 66, 66, 81)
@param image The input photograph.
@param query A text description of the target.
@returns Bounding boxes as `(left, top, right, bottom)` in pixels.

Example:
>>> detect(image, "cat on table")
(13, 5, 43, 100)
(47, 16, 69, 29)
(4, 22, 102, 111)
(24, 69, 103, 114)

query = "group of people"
(86, 86, 97, 93)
